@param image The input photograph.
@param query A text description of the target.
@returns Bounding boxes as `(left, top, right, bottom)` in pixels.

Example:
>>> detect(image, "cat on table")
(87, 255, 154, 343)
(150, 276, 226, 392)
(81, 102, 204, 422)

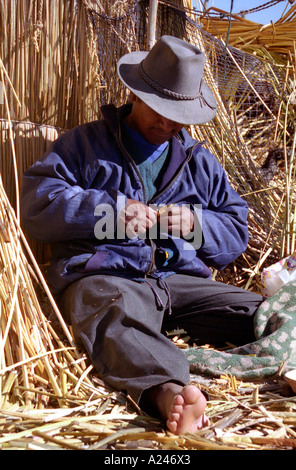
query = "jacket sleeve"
(21, 126, 126, 243)
(193, 148, 249, 269)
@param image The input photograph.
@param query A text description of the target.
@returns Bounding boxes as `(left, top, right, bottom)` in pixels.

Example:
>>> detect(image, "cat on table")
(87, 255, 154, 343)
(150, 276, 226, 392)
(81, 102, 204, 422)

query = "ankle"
(140, 381, 184, 419)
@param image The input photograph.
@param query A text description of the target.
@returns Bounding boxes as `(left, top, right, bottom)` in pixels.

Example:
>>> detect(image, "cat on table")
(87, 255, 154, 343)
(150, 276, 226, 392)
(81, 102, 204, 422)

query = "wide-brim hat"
(117, 35, 217, 125)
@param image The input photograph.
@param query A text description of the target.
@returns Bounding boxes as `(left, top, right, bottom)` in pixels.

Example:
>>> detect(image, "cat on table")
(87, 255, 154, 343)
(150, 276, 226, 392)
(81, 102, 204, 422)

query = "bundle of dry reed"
(0, 54, 108, 412)
(0, 0, 141, 129)
(200, 4, 296, 57)
(0, 119, 64, 219)
(0, 173, 105, 409)
(190, 6, 296, 288)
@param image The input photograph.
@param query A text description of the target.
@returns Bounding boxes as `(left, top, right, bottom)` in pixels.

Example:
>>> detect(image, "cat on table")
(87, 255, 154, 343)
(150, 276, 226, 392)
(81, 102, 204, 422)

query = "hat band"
(140, 61, 200, 101)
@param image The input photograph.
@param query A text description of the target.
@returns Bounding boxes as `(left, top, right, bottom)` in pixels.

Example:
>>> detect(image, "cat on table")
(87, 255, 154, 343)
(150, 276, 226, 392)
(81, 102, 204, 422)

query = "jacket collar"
(100, 104, 200, 199)
(101, 103, 197, 150)
(101, 103, 132, 137)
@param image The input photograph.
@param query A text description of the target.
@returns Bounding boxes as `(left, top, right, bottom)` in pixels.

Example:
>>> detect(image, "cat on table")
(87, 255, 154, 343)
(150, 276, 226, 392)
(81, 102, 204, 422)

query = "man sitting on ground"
(21, 36, 263, 434)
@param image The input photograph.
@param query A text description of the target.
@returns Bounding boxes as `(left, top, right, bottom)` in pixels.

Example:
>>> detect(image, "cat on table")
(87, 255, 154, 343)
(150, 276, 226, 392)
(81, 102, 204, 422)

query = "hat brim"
(117, 51, 217, 125)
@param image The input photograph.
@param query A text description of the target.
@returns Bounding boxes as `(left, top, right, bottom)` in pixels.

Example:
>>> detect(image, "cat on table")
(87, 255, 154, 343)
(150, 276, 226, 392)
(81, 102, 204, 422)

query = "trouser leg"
(162, 274, 264, 347)
(59, 275, 190, 404)
(59, 273, 264, 406)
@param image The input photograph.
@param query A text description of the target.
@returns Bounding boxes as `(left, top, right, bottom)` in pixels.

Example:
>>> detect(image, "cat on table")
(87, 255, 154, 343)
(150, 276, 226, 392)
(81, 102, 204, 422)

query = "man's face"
(125, 94, 183, 145)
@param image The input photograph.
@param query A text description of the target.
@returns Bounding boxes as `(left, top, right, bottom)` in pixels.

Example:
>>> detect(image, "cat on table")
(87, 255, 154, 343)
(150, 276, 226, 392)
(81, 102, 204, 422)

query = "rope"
(139, 61, 202, 100)
(86, 0, 139, 22)
(238, 0, 286, 18)
(175, 0, 293, 19)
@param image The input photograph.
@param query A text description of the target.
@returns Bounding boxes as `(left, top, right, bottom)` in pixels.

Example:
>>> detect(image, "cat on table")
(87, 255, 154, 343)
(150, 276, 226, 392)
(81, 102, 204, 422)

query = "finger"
(146, 207, 158, 225)
(159, 209, 193, 236)
(126, 218, 152, 238)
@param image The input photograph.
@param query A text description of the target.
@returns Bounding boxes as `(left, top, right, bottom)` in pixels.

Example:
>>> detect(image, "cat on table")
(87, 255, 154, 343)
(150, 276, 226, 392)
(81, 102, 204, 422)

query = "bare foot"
(142, 382, 209, 435)
(166, 384, 209, 435)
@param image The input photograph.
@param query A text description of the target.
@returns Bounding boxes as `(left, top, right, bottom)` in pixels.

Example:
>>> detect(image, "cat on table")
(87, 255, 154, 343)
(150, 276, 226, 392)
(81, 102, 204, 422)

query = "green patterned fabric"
(186, 280, 296, 380)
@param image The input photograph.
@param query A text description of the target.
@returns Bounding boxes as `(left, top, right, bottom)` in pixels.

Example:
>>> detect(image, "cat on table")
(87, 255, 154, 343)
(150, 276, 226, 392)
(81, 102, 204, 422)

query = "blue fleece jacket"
(21, 104, 249, 297)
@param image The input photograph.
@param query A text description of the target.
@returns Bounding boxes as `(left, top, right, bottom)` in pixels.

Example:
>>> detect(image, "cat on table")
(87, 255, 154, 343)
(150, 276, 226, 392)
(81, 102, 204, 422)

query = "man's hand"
(118, 199, 157, 239)
(159, 205, 194, 238)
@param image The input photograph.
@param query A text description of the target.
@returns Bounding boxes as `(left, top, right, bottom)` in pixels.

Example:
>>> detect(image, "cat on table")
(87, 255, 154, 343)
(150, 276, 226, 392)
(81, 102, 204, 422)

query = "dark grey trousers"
(59, 274, 263, 404)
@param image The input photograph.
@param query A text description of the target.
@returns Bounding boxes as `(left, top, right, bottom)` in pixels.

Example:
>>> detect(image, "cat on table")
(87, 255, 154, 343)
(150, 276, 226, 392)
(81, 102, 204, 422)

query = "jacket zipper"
(117, 125, 148, 203)
(117, 127, 157, 275)
(147, 143, 198, 275)
(117, 123, 198, 276)
(149, 142, 198, 205)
